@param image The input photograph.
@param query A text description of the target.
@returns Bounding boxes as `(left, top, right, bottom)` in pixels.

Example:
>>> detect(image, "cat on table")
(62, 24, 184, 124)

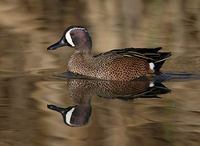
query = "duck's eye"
(70, 32, 75, 37)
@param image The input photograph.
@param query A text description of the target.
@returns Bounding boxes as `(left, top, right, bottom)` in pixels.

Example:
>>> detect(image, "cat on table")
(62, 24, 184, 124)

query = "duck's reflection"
(47, 104, 91, 127)
(47, 75, 170, 127)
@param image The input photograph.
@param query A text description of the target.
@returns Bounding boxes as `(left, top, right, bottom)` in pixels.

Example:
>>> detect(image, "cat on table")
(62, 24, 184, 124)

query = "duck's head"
(47, 26, 92, 53)
(47, 104, 92, 127)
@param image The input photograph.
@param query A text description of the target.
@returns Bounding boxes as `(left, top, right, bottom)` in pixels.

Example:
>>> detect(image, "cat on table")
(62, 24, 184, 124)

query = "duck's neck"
(68, 51, 94, 75)
(77, 46, 92, 55)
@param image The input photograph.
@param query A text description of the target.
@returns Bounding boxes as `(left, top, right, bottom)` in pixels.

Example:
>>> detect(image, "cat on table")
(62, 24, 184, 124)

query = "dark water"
(0, 0, 200, 146)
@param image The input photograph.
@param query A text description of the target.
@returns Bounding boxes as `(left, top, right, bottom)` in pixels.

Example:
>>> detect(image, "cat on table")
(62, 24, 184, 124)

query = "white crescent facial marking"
(65, 107, 75, 125)
(149, 62, 155, 71)
(65, 27, 86, 47)
(65, 29, 75, 47)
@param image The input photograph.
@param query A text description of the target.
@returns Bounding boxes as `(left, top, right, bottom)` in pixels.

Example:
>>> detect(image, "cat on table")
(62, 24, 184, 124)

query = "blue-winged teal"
(48, 104, 91, 127)
(47, 77, 170, 127)
(47, 26, 171, 81)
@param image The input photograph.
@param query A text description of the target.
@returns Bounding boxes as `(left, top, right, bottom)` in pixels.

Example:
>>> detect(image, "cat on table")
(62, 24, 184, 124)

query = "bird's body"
(47, 26, 171, 81)
(68, 48, 155, 81)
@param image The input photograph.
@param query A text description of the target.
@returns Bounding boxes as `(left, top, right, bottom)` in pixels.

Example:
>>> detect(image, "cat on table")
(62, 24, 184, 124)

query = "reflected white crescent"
(65, 107, 75, 125)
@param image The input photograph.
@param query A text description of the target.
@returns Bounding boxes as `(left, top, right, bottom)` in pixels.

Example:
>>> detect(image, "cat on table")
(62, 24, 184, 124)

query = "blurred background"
(0, 0, 200, 146)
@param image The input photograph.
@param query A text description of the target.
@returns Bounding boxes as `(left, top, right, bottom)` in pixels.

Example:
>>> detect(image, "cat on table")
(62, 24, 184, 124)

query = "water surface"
(0, 0, 200, 146)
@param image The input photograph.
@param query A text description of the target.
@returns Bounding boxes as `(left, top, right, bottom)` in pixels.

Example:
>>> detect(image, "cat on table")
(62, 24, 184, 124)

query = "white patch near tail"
(149, 62, 155, 71)
(149, 82, 155, 87)
(65, 107, 75, 125)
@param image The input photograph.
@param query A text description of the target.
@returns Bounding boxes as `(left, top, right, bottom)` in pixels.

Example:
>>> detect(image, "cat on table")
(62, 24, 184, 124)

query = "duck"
(47, 25, 171, 81)
(47, 104, 91, 127)
(47, 76, 170, 127)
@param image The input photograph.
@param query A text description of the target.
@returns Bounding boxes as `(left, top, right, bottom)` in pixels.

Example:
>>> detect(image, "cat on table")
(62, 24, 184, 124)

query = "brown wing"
(94, 47, 171, 71)
(94, 47, 171, 61)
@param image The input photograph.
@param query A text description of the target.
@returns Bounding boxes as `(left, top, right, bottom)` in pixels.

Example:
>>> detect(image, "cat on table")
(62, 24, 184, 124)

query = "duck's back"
(68, 47, 171, 81)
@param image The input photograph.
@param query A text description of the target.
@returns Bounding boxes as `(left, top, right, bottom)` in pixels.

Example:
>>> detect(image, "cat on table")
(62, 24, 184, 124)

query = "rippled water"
(0, 0, 200, 146)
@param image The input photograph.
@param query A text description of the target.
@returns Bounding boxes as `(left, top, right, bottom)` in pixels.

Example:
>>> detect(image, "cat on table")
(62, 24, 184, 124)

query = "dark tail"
(130, 47, 171, 71)
(123, 47, 172, 71)
(153, 52, 171, 71)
